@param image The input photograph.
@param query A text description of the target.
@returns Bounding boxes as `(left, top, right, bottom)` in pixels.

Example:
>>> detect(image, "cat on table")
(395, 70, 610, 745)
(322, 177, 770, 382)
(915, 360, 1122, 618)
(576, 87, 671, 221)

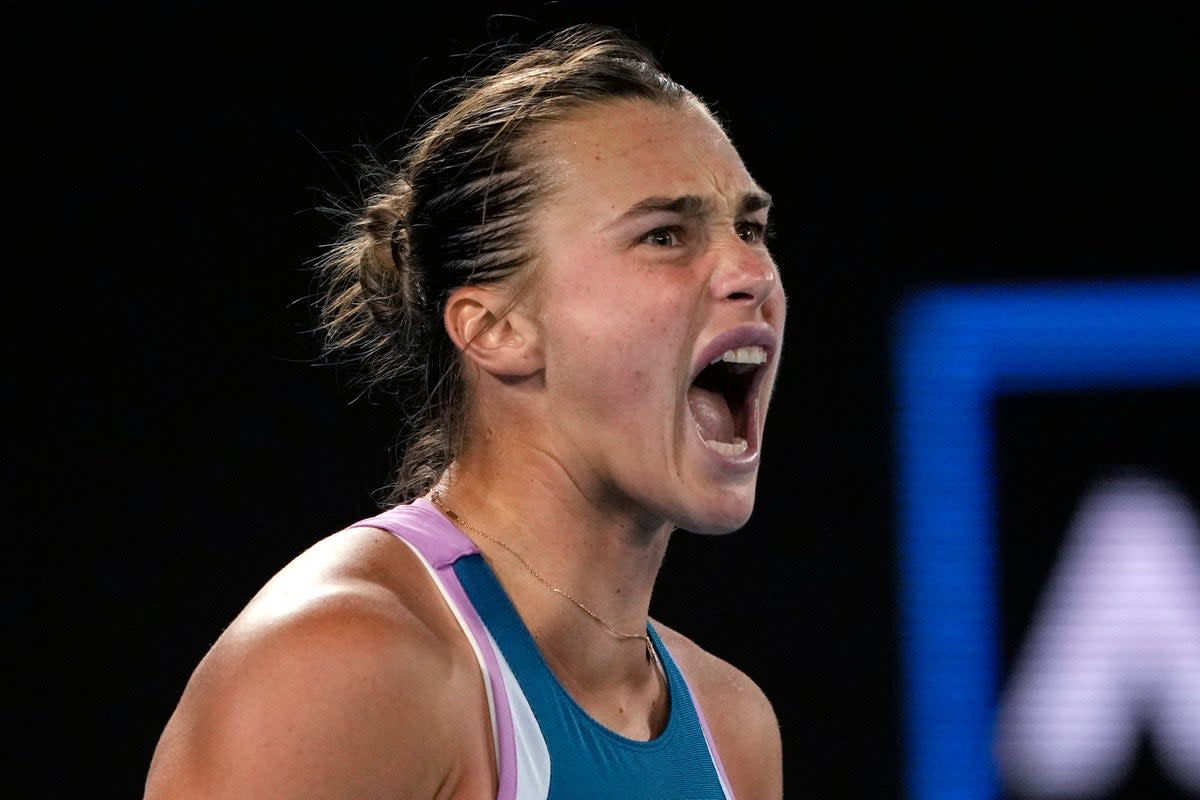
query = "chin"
(674, 490, 756, 535)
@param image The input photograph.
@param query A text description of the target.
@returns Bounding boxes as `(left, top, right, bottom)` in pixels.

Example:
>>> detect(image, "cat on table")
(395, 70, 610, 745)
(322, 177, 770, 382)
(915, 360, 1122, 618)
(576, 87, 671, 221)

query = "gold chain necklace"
(430, 493, 657, 666)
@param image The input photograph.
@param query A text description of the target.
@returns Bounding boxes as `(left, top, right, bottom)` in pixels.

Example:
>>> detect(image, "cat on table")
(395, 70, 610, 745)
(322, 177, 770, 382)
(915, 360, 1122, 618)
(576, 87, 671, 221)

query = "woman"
(145, 22, 786, 799)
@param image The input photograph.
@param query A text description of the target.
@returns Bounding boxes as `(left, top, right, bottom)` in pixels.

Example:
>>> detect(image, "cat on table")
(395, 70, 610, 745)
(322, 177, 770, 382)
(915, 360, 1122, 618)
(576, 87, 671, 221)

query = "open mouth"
(686, 345, 767, 456)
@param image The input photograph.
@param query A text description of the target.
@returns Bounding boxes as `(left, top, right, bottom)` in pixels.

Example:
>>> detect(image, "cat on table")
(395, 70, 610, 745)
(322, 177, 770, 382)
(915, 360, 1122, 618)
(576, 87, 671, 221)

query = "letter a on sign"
(994, 473, 1200, 796)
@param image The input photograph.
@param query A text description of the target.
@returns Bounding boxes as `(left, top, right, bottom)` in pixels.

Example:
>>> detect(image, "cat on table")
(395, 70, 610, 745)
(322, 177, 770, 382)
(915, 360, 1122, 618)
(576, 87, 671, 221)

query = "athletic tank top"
(354, 496, 736, 800)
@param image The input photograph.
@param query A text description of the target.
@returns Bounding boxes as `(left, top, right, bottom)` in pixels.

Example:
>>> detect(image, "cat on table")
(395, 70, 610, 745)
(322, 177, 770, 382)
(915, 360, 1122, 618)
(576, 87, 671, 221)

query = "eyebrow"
(608, 191, 773, 227)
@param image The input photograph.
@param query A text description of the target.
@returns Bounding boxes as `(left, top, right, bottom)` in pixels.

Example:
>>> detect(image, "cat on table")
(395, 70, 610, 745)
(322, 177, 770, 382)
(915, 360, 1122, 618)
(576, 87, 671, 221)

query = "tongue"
(687, 385, 735, 442)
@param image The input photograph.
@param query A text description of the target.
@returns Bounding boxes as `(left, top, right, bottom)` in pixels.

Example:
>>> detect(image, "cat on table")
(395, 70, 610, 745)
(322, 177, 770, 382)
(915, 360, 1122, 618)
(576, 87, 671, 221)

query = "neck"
(430, 452, 673, 685)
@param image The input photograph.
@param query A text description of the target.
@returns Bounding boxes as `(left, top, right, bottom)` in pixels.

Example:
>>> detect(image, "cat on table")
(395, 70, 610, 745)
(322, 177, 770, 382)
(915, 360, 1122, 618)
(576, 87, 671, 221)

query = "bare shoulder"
(144, 524, 493, 800)
(654, 620, 784, 800)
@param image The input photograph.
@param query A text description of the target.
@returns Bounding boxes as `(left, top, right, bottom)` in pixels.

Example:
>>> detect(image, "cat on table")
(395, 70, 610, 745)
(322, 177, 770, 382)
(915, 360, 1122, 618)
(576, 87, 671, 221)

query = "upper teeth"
(712, 346, 767, 365)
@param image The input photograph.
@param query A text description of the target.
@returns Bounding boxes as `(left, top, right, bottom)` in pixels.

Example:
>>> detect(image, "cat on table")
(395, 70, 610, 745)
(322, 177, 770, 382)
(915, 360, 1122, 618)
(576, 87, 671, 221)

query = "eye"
(735, 220, 769, 244)
(640, 226, 684, 248)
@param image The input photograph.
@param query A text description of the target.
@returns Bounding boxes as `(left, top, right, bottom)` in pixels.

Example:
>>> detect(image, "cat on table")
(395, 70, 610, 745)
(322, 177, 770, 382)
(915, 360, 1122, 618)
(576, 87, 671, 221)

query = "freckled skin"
(522, 97, 787, 536)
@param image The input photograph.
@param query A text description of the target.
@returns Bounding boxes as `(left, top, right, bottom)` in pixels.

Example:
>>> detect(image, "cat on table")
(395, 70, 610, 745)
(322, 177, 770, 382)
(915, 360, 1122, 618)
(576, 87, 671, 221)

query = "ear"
(443, 285, 542, 378)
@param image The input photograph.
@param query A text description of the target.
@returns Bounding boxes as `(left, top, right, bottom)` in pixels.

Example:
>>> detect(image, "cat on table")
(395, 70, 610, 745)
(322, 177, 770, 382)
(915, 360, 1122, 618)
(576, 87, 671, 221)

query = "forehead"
(534, 97, 762, 221)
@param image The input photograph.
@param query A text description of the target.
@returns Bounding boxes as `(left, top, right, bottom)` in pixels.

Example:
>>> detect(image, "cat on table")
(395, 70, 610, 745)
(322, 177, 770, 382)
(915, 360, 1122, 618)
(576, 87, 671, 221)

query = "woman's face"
(523, 97, 787, 534)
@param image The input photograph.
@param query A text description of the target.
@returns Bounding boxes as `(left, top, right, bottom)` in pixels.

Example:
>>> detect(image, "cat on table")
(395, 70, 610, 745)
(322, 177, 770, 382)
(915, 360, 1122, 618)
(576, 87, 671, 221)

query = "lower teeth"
(704, 437, 748, 455)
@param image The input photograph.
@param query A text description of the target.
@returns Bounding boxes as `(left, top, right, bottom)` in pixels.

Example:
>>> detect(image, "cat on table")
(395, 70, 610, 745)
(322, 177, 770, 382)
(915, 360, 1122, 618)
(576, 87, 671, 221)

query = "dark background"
(11, 3, 1199, 797)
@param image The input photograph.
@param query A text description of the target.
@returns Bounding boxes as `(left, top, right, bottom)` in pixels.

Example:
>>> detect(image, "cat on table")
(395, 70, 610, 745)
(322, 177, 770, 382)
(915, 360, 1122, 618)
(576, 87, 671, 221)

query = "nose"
(710, 244, 779, 309)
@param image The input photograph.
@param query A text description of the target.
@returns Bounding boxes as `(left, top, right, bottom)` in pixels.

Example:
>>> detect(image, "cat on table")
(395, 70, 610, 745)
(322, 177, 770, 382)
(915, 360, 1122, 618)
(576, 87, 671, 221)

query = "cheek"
(546, 275, 690, 412)
(571, 339, 671, 426)
(769, 281, 788, 325)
